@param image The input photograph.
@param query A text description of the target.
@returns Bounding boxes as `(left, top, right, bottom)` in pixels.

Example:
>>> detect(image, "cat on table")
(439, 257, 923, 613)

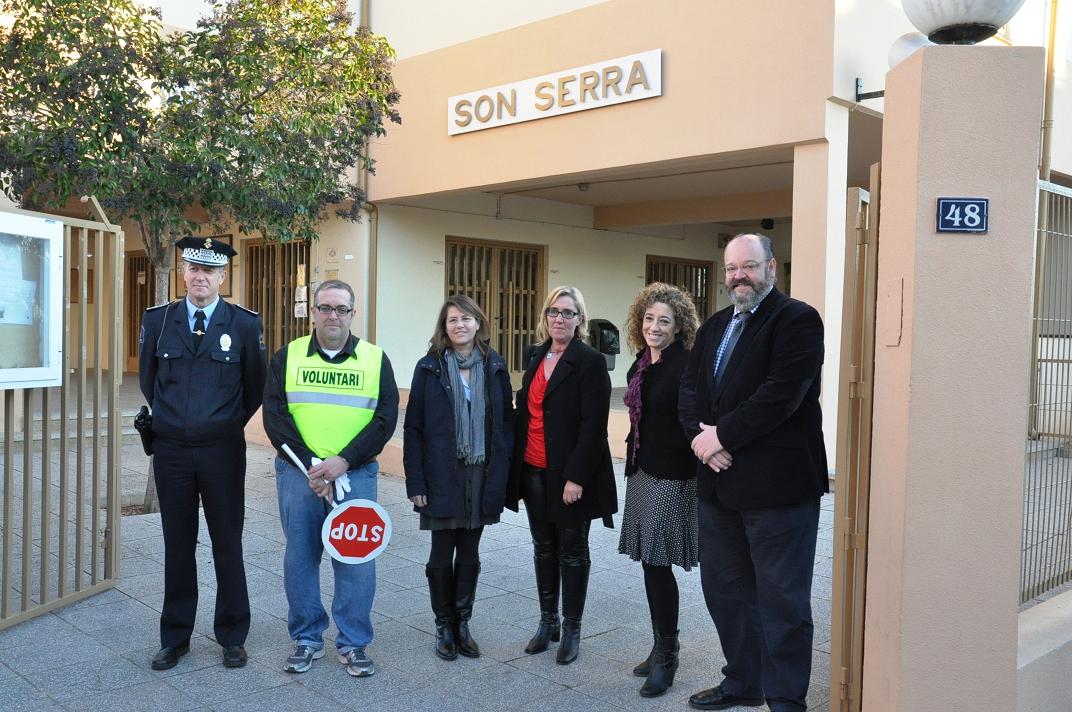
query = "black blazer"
(506, 337, 617, 527)
(678, 288, 828, 510)
(402, 349, 514, 519)
(624, 340, 695, 480)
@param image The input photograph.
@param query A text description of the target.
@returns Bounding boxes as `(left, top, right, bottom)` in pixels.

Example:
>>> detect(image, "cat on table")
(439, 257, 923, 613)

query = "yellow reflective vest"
(284, 335, 383, 458)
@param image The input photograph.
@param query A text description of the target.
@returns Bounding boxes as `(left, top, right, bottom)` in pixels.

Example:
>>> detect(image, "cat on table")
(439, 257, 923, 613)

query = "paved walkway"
(0, 442, 834, 712)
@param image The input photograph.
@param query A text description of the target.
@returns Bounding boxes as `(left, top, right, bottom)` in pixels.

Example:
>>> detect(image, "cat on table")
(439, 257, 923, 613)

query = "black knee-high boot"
(426, 565, 457, 661)
(453, 562, 481, 658)
(525, 553, 560, 653)
(556, 561, 589, 665)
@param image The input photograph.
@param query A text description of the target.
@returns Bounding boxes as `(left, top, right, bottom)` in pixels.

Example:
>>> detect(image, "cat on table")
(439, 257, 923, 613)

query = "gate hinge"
(844, 532, 859, 550)
(840, 666, 850, 699)
(848, 365, 862, 399)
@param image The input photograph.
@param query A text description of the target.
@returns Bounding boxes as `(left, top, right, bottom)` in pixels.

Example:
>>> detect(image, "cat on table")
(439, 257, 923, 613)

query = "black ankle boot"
(426, 565, 457, 661)
(525, 553, 560, 654)
(453, 562, 480, 658)
(639, 631, 679, 698)
(556, 618, 581, 665)
(633, 618, 657, 676)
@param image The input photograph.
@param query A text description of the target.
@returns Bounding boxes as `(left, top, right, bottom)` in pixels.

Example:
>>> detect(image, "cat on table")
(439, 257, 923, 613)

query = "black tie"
(193, 310, 206, 350)
(715, 312, 749, 386)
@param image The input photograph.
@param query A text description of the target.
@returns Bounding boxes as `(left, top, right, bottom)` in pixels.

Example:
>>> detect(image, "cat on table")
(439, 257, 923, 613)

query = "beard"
(727, 270, 775, 311)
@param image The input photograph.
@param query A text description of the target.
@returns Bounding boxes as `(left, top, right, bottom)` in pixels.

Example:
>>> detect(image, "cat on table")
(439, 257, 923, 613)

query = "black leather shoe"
(688, 684, 764, 710)
(222, 645, 248, 668)
(151, 642, 190, 670)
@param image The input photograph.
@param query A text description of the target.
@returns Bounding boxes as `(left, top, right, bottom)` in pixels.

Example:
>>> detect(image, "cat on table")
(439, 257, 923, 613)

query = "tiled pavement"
(0, 442, 834, 712)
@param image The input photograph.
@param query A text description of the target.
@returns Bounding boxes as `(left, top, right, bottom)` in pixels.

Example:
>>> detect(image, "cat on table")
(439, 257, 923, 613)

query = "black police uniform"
(139, 296, 267, 650)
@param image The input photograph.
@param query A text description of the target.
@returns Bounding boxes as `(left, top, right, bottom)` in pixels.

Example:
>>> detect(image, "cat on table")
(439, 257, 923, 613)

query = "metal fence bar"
(1022, 181, 1072, 603)
(58, 225, 71, 599)
(75, 226, 87, 591)
(2, 391, 13, 617)
(40, 387, 51, 605)
(91, 229, 102, 585)
(104, 229, 123, 578)
(21, 390, 32, 610)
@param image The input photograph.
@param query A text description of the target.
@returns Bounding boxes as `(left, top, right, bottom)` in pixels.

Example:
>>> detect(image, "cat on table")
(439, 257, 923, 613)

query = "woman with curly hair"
(618, 282, 701, 698)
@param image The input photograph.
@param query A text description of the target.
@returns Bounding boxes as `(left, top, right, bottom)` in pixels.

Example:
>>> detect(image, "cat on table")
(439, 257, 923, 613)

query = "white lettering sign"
(447, 49, 662, 135)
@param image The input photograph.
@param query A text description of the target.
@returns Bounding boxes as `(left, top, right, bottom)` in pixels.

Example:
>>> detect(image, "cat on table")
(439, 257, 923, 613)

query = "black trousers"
(522, 465, 591, 618)
(698, 496, 820, 712)
(154, 436, 250, 648)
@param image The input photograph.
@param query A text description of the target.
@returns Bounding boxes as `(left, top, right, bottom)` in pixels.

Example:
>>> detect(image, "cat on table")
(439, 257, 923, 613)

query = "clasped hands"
(308, 455, 351, 500)
(692, 423, 733, 472)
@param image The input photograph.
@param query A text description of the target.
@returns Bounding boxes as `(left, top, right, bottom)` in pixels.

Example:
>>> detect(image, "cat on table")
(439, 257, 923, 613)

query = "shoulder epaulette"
(233, 303, 259, 316)
(145, 299, 180, 312)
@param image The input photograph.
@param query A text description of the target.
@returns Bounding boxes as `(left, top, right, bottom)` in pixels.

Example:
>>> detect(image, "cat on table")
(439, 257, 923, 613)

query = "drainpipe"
(1029, 0, 1060, 438)
(359, 0, 378, 342)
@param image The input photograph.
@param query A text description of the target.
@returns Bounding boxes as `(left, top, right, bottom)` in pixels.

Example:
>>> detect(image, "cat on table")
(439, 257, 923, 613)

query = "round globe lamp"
(902, 0, 1026, 44)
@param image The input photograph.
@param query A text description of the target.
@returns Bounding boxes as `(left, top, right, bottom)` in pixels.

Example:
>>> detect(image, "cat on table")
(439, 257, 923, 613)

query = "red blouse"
(523, 361, 549, 468)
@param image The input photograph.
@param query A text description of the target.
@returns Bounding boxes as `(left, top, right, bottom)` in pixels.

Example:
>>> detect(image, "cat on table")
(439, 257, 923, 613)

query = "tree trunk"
(137, 223, 174, 512)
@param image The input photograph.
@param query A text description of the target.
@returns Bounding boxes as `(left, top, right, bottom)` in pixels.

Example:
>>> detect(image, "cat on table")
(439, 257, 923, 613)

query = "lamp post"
(902, 0, 1027, 43)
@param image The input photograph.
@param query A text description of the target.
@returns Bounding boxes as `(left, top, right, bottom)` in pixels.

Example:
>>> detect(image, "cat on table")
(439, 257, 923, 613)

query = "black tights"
(643, 563, 679, 634)
(428, 527, 483, 568)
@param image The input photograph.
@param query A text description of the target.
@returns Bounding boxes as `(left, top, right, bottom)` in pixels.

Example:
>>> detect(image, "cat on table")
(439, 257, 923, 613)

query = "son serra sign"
(447, 49, 662, 135)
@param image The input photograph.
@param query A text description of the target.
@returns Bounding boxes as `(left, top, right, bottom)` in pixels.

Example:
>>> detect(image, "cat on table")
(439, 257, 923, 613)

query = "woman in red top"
(506, 286, 617, 665)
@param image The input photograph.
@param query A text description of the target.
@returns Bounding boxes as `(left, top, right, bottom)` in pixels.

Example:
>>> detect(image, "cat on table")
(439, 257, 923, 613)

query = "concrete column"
(792, 102, 850, 468)
(862, 46, 1044, 711)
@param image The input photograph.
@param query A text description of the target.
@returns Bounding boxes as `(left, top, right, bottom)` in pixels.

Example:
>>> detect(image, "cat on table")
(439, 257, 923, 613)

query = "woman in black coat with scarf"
(403, 295, 514, 661)
(505, 285, 617, 665)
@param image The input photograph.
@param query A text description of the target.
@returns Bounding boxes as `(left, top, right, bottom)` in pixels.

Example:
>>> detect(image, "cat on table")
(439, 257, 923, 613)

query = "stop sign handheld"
(322, 499, 392, 564)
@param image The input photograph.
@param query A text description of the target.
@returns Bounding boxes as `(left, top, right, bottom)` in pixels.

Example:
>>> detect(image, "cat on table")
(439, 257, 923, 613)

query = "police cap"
(176, 236, 236, 267)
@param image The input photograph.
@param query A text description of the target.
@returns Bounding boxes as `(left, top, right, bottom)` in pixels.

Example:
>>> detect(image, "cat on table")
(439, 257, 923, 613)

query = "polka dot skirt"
(617, 468, 699, 571)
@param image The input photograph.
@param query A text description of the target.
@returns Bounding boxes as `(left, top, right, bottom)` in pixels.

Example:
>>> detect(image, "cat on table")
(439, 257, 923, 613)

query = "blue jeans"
(275, 456, 378, 653)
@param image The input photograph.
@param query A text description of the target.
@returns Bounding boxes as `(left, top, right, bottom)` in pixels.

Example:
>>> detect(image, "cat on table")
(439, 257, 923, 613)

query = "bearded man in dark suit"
(679, 233, 828, 712)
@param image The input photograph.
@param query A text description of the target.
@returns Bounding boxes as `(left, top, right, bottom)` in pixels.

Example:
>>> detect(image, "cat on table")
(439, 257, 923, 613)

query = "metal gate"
(830, 164, 881, 711)
(445, 237, 545, 377)
(1, 205, 124, 631)
(1021, 180, 1072, 603)
(245, 239, 310, 358)
(646, 254, 716, 317)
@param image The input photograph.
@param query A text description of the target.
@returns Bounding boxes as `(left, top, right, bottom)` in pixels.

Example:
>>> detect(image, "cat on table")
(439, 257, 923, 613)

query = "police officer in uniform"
(139, 236, 267, 671)
(262, 279, 398, 678)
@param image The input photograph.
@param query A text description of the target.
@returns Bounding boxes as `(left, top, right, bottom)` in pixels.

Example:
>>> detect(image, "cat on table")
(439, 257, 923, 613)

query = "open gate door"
(830, 163, 880, 711)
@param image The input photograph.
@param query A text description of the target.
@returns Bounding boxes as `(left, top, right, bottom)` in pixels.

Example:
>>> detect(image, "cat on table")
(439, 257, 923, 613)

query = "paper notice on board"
(295, 285, 307, 303)
(0, 280, 36, 325)
(294, 302, 308, 318)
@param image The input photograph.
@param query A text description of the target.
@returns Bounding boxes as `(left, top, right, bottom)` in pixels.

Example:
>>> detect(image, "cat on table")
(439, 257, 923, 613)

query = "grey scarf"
(445, 348, 486, 465)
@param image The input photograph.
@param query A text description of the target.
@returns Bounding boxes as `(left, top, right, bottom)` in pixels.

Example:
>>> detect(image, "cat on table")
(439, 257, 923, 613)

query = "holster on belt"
(134, 405, 154, 456)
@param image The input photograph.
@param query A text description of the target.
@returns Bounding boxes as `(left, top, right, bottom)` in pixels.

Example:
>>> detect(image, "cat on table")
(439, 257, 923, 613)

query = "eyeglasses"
(723, 261, 767, 275)
(546, 308, 579, 320)
(315, 304, 353, 316)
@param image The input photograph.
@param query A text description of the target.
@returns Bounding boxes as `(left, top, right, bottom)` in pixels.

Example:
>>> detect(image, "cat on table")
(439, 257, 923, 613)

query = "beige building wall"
(367, 0, 833, 202)
(364, 0, 608, 60)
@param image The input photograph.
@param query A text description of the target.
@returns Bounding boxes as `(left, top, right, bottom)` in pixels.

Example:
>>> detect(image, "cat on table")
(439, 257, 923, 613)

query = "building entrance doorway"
(123, 251, 156, 372)
(445, 236, 546, 380)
